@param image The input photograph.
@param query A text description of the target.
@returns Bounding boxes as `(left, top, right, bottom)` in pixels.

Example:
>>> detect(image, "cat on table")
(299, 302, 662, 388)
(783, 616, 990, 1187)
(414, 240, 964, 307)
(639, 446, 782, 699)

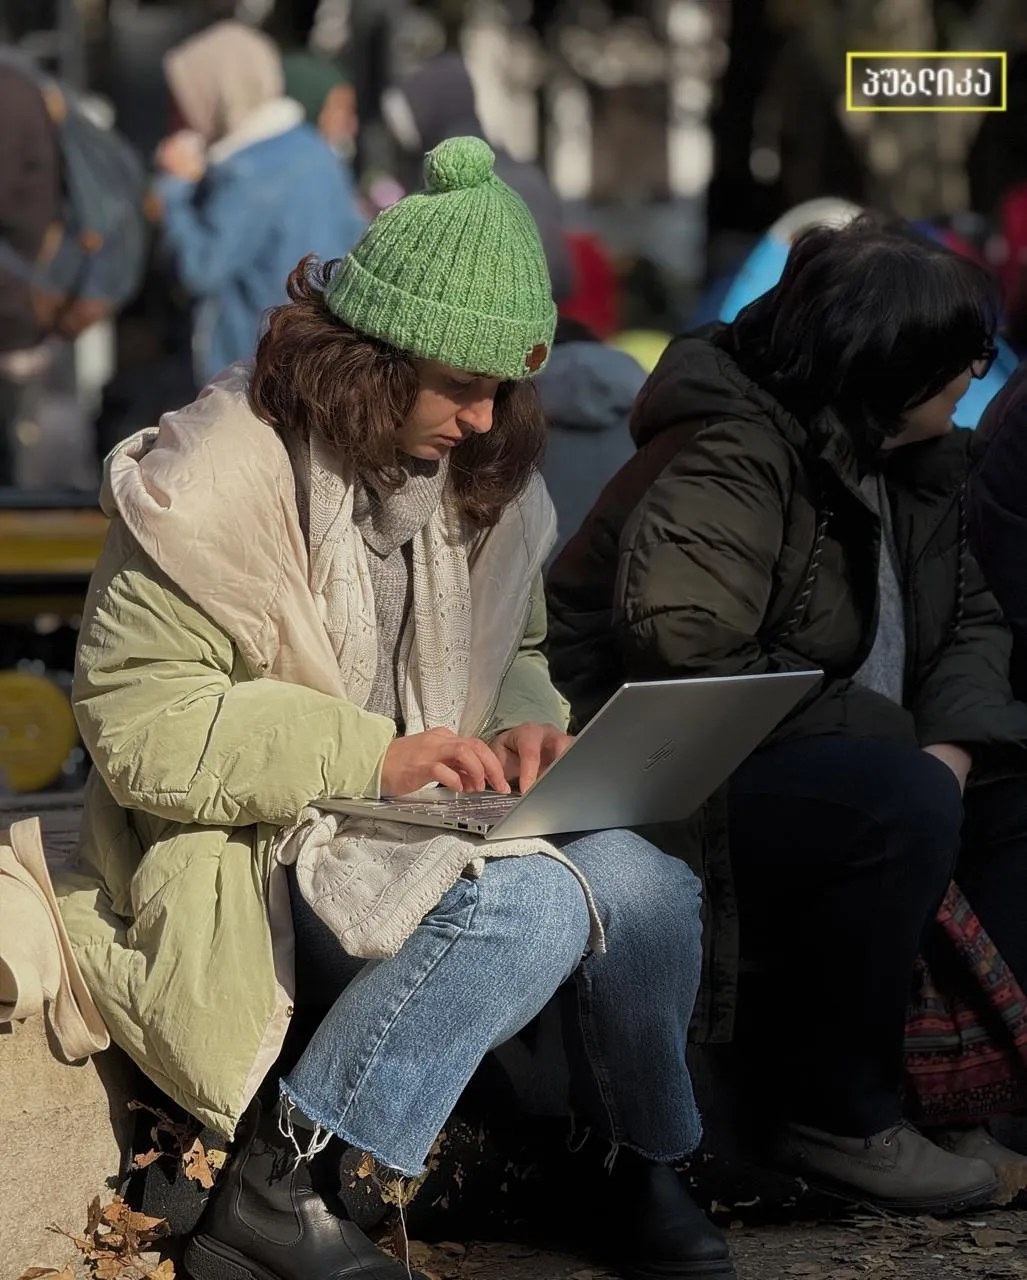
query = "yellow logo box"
(846, 52, 1007, 112)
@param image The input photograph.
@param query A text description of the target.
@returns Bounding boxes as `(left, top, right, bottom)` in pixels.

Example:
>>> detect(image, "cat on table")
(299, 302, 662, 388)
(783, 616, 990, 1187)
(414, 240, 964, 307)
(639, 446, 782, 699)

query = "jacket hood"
(100, 363, 557, 723)
(163, 20, 285, 144)
(536, 341, 646, 434)
(631, 328, 807, 452)
(393, 53, 483, 151)
(101, 364, 348, 697)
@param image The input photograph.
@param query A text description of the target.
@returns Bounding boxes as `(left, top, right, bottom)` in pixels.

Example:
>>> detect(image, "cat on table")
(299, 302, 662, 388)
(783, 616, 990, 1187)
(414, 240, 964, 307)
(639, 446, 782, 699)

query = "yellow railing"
(0, 509, 108, 576)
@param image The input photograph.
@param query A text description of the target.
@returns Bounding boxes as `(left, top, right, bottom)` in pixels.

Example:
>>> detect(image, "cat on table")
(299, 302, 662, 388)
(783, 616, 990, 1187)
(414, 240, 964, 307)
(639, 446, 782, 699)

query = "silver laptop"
(317, 670, 822, 839)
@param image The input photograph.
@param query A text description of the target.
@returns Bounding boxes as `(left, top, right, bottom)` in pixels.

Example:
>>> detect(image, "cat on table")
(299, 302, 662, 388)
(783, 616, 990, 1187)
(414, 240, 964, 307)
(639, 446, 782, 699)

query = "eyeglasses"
(971, 342, 998, 380)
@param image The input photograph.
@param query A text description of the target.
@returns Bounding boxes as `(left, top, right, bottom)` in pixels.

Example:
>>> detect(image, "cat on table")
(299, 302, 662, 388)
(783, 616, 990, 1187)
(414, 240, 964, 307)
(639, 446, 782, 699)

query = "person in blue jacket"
(535, 316, 646, 565)
(153, 20, 366, 384)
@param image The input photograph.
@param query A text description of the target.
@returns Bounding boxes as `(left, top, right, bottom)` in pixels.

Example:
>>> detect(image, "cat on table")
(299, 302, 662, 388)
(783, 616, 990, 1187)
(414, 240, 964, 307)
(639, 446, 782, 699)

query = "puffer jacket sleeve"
(911, 548, 1027, 749)
(614, 419, 801, 677)
(74, 533, 398, 827)
(487, 574, 570, 736)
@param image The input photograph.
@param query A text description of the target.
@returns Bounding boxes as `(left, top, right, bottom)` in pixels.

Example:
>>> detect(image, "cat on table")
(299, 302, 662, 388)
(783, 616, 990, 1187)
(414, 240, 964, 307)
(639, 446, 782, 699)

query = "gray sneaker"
(775, 1120, 999, 1213)
(933, 1124, 1027, 1193)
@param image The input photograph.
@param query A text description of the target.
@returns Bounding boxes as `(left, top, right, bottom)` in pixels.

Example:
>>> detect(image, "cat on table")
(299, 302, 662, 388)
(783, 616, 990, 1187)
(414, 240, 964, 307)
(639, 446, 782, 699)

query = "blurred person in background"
(560, 231, 621, 341)
(996, 181, 1027, 354)
(548, 217, 1027, 1212)
(607, 255, 677, 376)
(536, 316, 644, 566)
(0, 63, 61, 359)
(152, 20, 365, 385)
(969, 363, 1027, 700)
(0, 61, 61, 483)
(0, 53, 148, 486)
(382, 51, 571, 303)
(281, 48, 361, 163)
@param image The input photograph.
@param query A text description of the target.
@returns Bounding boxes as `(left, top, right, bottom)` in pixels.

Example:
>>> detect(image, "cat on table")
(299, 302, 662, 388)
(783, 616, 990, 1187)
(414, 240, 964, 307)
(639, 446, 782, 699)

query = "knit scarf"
(307, 429, 471, 733)
(277, 433, 604, 960)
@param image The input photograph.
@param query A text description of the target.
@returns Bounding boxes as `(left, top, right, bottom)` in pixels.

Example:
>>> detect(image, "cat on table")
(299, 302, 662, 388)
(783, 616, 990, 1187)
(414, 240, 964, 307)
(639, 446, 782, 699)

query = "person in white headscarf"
(152, 20, 366, 383)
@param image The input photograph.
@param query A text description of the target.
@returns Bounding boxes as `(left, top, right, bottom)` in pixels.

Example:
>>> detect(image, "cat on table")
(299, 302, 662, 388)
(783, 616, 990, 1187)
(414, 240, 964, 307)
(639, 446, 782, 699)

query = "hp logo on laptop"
(644, 739, 676, 770)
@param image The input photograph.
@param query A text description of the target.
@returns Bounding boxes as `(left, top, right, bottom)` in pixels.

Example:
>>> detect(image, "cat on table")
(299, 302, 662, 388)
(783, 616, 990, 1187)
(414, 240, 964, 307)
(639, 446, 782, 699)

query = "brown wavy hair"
(249, 256, 547, 528)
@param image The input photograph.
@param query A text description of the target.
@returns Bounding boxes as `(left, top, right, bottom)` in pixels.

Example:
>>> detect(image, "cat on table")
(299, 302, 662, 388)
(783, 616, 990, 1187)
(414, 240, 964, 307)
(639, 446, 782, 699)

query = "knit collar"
(353, 454, 450, 557)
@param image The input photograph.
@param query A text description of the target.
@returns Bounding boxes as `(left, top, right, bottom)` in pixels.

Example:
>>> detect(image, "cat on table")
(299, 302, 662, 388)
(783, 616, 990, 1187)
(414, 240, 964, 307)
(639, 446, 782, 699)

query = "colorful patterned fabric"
(904, 882, 1027, 1126)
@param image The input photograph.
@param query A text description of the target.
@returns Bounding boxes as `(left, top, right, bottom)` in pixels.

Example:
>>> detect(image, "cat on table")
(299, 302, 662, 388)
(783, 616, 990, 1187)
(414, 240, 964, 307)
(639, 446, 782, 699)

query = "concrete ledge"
(0, 1018, 134, 1280)
(1, 790, 135, 1280)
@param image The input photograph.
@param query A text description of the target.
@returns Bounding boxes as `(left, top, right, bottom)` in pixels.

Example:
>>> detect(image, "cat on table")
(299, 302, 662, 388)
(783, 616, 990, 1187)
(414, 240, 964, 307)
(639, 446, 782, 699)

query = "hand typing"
(380, 727, 510, 797)
(490, 721, 575, 793)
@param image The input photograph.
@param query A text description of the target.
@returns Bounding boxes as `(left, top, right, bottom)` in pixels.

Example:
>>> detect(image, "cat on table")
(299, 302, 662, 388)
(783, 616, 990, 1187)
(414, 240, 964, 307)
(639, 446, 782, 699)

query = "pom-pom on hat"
(324, 136, 556, 379)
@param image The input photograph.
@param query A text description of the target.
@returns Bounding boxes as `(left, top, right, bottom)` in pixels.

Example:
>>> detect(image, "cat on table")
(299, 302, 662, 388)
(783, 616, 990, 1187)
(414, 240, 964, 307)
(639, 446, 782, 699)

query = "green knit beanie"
(324, 136, 556, 380)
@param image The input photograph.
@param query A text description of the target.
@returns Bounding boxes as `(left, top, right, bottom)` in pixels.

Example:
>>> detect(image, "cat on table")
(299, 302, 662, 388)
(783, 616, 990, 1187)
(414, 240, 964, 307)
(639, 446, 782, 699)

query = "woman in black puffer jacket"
(548, 215, 1027, 1214)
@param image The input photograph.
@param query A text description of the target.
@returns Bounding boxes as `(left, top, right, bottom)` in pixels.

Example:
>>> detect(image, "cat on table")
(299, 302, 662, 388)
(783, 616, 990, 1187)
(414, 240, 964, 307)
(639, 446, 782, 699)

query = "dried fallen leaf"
(147, 1260, 176, 1280)
(124, 1212, 165, 1235)
(101, 1199, 127, 1227)
(131, 1149, 163, 1171)
(389, 1241, 442, 1280)
(995, 1160, 1027, 1206)
(971, 1227, 1023, 1249)
(916, 1218, 960, 1237)
(354, 1152, 376, 1180)
(93, 1256, 123, 1280)
(182, 1138, 215, 1190)
(207, 1150, 228, 1171)
(17, 1270, 71, 1280)
(379, 1177, 410, 1208)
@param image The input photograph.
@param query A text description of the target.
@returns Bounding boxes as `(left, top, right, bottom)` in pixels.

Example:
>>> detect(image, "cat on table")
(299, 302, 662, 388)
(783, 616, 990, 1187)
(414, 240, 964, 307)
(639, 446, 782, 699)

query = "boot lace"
(870, 1120, 916, 1150)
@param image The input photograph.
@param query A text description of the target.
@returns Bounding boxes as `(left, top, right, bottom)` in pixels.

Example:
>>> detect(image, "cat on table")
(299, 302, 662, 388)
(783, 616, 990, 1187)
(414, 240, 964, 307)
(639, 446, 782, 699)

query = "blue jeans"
(280, 829, 704, 1175)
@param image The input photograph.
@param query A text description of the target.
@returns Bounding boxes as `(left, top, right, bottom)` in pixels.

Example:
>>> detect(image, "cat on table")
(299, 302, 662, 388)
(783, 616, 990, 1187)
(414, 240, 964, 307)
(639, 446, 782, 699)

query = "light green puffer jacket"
(56, 367, 569, 1137)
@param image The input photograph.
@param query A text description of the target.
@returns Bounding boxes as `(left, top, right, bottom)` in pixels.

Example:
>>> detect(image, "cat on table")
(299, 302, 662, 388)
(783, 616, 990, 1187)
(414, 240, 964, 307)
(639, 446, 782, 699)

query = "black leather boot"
(604, 1149, 735, 1279)
(184, 1099, 427, 1280)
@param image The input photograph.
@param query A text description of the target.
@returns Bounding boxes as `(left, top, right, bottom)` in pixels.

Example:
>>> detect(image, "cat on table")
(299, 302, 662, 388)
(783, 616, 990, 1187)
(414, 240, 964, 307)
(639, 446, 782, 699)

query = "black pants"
(728, 733, 1027, 1139)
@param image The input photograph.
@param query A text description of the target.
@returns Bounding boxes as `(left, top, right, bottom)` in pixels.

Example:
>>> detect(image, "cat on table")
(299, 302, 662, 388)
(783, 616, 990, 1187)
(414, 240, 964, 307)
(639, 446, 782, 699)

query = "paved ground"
(406, 1209, 1027, 1279)
(10, 794, 1027, 1279)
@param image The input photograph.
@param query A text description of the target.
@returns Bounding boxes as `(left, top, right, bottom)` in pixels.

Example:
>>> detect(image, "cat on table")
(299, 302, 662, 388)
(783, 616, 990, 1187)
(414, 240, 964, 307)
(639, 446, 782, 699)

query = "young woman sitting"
(58, 138, 733, 1280)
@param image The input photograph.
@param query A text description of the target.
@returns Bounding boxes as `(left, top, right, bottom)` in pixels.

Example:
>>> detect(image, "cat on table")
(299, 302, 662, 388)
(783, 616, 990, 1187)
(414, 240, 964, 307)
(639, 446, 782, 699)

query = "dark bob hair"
(249, 256, 547, 529)
(720, 214, 1000, 443)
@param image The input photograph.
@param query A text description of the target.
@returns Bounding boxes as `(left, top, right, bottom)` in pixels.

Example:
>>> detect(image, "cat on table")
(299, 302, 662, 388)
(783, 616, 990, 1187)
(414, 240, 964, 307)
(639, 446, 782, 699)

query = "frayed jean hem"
(278, 1081, 427, 1178)
(569, 1117, 703, 1169)
(607, 1136, 703, 1167)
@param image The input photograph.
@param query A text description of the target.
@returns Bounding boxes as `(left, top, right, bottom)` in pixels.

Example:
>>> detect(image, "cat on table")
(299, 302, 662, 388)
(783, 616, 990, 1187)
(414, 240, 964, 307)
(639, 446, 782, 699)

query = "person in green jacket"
(60, 138, 734, 1280)
(548, 216, 1027, 1213)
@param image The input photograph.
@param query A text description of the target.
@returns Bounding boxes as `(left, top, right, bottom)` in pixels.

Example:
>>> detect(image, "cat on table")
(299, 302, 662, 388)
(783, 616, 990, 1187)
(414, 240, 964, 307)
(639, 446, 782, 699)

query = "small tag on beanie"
(525, 343, 548, 373)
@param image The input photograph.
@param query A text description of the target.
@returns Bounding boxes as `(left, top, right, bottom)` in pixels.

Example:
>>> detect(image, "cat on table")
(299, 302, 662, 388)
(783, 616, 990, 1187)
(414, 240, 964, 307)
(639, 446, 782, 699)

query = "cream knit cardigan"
(276, 413, 604, 957)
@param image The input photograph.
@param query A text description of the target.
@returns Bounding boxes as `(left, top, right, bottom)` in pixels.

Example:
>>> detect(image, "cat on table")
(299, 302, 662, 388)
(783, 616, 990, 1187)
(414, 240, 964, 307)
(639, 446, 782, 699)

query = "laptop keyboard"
(363, 793, 522, 823)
